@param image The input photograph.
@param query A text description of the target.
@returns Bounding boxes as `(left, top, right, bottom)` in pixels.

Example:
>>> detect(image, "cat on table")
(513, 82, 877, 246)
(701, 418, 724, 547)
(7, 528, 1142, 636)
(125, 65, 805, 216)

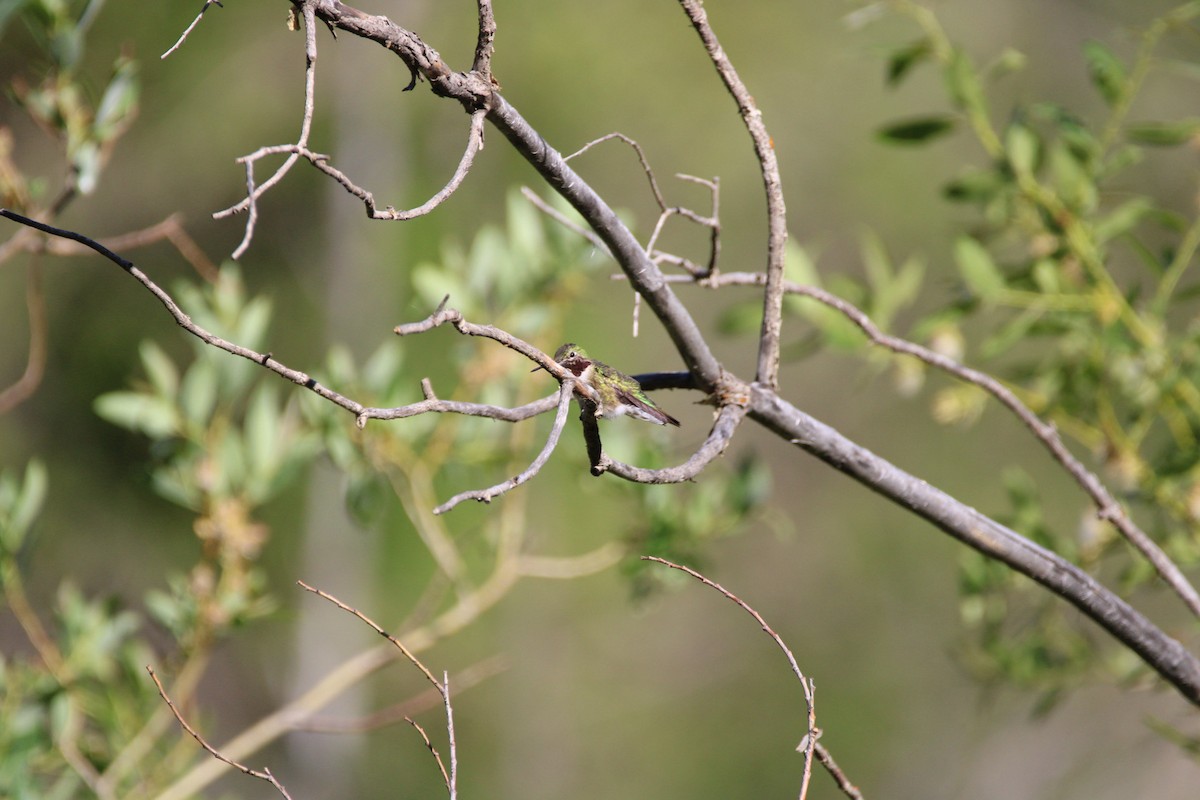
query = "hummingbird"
(537, 342, 680, 427)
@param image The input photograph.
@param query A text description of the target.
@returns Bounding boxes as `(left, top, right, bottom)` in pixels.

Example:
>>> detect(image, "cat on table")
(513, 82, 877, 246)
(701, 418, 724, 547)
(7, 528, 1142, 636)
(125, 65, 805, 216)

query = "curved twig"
(676, 0, 787, 389)
(433, 380, 576, 514)
(590, 401, 747, 483)
(643, 556, 820, 798)
(220, 2, 320, 258)
(147, 666, 295, 800)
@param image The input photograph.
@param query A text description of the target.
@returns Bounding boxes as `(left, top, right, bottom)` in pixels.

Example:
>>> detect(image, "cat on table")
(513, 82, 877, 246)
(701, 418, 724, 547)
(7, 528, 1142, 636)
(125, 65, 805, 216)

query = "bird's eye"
(568, 350, 577, 359)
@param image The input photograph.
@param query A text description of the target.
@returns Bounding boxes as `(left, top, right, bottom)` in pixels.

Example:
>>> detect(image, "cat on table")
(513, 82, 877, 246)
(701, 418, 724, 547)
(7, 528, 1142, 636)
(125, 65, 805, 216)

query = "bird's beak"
(530, 363, 547, 373)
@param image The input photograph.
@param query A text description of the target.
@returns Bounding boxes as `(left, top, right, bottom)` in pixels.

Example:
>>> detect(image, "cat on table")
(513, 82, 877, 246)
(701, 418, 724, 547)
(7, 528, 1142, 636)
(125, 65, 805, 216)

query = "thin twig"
(813, 742, 864, 799)
(520, 186, 610, 253)
(296, 655, 507, 733)
(0, 259, 47, 413)
(405, 715, 452, 795)
(219, 1, 320, 258)
(472, 0, 496, 77)
(157, 543, 618, 799)
(147, 666, 295, 799)
(299, 581, 443, 690)
(643, 557, 821, 800)
(593, 401, 748, 483)
(298, 582, 457, 798)
(161, 0, 224, 59)
(566, 132, 668, 210)
(433, 379, 576, 514)
(650, 268, 1200, 619)
(677, 0, 787, 389)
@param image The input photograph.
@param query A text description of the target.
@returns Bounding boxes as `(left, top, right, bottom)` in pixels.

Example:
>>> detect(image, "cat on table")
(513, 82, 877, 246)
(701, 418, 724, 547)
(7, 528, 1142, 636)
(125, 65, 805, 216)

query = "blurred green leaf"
(1083, 40, 1126, 106)
(886, 37, 932, 87)
(877, 115, 956, 144)
(1094, 196, 1153, 243)
(139, 340, 178, 400)
(94, 390, 180, 439)
(179, 358, 218, 430)
(1125, 118, 1200, 146)
(945, 47, 985, 111)
(955, 236, 1005, 300)
(93, 55, 138, 143)
(0, 461, 47, 554)
(717, 299, 762, 335)
(1005, 123, 1038, 177)
(943, 168, 1005, 204)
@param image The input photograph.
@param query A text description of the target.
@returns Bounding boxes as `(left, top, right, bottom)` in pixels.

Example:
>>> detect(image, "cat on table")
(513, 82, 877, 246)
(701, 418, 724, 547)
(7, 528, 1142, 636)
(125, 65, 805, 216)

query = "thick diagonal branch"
(748, 386, 1200, 706)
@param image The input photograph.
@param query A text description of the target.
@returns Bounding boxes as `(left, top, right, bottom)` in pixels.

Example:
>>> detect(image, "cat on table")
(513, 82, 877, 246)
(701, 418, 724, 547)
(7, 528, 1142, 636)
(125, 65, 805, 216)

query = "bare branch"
(521, 186, 609, 254)
(651, 268, 1200, 620)
(472, 0, 496, 77)
(747, 385, 1200, 705)
(433, 379, 576, 514)
(219, 1, 320, 258)
(299, 581, 443, 691)
(295, 655, 507, 733)
(147, 666, 295, 800)
(29, 213, 218, 280)
(592, 400, 747, 483)
(161, 0, 224, 60)
(0, 260, 47, 413)
(404, 715, 452, 795)
(298, 582, 458, 798)
(677, 0, 787, 389)
(643, 557, 820, 799)
(0, 209, 375, 418)
(812, 742, 864, 800)
(566, 132, 669, 211)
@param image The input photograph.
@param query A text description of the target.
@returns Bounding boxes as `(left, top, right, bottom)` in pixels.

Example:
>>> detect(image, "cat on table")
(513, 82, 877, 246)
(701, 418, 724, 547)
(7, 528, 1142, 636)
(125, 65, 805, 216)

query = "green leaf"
(94, 390, 180, 438)
(886, 37, 932, 87)
(139, 340, 178, 400)
(943, 168, 1005, 204)
(243, 382, 280, 502)
(1005, 123, 1039, 177)
(945, 47, 985, 111)
(179, 358, 218, 429)
(1094, 196, 1153, 243)
(1083, 40, 1126, 107)
(0, 461, 47, 553)
(93, 56, 138, 143)
(412, 264, 467, 314)
(1125, 118, 1200, 146)
(955, 236, 1006, 300)
(877, 115, 956, 144)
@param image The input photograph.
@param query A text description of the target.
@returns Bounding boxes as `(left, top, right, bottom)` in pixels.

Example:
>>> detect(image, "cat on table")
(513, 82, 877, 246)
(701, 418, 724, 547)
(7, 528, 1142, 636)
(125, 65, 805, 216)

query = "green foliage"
(4, 0, 137, 199)
(872, 1, 1200, 698)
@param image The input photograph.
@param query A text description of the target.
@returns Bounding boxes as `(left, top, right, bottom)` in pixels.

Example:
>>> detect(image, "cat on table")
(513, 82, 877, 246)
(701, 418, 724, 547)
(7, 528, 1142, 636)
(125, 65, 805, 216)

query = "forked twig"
(218, 1, 320, 258)
(433, 379, 576, 514)
(299, 582, 457, 798)
(642, 556, 826, 800)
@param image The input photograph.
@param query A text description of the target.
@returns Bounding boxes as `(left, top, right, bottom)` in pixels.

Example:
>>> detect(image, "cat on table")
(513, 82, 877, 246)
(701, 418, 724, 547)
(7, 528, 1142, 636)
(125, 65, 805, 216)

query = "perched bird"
(538, 342, 680, 427)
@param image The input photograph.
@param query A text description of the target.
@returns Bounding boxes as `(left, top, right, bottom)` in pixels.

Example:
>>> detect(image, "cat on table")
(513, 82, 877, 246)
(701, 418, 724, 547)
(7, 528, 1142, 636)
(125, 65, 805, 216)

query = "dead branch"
(299, 581, 457, 798)
(433, 379, 576, 514)
(161, 0, 225, 59)
(676, 0, 787, 389)
(147, 666, 295, 800)
(643, 556, 821, 800)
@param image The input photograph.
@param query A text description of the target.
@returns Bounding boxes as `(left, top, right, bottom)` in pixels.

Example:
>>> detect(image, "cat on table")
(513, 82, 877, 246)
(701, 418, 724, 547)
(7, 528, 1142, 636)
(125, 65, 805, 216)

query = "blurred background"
(2, 1, 1199, 797)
